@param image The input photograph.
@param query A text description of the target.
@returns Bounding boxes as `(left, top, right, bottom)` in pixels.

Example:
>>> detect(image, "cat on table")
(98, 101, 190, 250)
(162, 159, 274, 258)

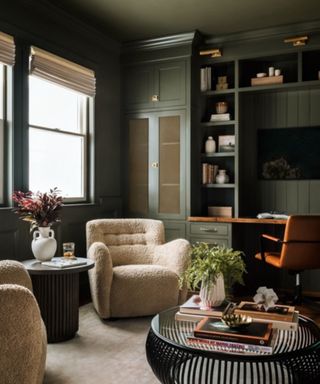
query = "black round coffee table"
(146, 307, 320, 384)
(23, 258, 94, 343)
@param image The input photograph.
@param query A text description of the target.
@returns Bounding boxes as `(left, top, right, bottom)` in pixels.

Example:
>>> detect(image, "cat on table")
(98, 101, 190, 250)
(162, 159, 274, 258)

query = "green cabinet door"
(124, 60, 186, 111)
(126, 110, 186, 220)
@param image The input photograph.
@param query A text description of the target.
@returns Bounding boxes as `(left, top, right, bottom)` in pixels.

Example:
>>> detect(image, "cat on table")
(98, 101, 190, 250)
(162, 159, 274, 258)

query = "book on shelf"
(179, 295, 232, 317)
(234, 301, 296, 322)
(194, 316, 273, 346)
(202, 163, 218, 184)
(210, 113, 230, 121)
(41, 258, 87, 269)
(186, 330, 278, 355)
(200, 67, 212, 91)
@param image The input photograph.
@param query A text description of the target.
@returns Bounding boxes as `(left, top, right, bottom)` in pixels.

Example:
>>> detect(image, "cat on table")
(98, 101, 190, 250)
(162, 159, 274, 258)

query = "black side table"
(23, 258, 94, 343)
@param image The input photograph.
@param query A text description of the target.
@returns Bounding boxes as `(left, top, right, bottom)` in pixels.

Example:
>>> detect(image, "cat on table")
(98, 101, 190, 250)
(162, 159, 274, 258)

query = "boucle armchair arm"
(154, 239, 191, 304)
(0, 260, 33, 291)
(87, 242, 113, 319)
(0, 284, 47, 384)
(154, 239, 191, 276)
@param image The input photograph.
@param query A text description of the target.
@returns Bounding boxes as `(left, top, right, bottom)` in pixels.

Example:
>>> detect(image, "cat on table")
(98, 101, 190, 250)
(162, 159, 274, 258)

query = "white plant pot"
(199, 274, 225, 309)
(31, 227, 57, 262)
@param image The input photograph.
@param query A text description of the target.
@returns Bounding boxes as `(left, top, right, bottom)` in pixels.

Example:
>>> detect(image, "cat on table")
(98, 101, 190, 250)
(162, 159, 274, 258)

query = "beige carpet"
(44, 303, 158, 384)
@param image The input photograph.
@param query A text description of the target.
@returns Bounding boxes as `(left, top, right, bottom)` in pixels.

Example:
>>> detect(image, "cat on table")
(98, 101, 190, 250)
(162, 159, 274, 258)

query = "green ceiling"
(54, 0, 320, 42)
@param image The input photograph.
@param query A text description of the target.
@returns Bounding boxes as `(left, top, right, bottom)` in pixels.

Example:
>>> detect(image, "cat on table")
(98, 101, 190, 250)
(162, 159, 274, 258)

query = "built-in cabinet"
(192, 45, 320, 220)
(124, 59, 186, 110)
(126, 110, 186, 220)
(122, 39, 192, 240)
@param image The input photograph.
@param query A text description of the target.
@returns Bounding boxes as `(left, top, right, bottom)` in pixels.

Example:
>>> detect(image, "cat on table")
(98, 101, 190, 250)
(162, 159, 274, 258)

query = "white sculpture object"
(253, 286, 279, 311)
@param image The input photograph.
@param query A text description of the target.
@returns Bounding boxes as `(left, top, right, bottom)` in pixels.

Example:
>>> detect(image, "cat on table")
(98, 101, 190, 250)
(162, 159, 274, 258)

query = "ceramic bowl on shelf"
(256, 73, 267, 78)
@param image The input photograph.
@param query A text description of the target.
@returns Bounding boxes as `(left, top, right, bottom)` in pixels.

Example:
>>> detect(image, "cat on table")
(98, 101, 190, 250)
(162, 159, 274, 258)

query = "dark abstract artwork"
(258, 127, 320, 180)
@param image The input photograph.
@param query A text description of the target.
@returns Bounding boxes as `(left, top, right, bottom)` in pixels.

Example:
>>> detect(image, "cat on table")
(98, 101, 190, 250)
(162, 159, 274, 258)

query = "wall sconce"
(199, 48, 222, 58)
(284, 36, 308, 47)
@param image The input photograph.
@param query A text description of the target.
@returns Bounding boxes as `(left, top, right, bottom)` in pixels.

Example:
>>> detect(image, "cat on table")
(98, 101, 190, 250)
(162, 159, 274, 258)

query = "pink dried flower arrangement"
(12, 187, 63, 231)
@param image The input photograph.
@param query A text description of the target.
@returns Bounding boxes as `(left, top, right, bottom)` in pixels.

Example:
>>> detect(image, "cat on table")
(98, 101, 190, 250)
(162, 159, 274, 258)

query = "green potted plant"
(180, 242, 246, 307)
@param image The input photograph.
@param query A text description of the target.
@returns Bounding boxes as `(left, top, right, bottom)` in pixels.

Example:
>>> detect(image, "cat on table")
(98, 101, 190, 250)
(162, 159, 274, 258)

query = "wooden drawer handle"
(199, 227, 218, 232)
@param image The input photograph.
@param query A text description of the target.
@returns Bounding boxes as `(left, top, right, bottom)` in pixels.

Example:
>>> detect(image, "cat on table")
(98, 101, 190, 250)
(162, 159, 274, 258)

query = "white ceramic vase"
(215, 169, 229, 184)
(31, 227, 57, 262)
(199, 274, 226, 309)
(205, 136, 216, 154)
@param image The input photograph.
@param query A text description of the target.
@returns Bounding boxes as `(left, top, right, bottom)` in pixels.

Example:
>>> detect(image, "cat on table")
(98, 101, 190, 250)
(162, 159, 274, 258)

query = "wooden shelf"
(239, 80, 320, 93)
(201, 152, 235, 158)
(201, 89, 235, 96)
(202, 183, 235, 188)
(201, 120, 236, 126)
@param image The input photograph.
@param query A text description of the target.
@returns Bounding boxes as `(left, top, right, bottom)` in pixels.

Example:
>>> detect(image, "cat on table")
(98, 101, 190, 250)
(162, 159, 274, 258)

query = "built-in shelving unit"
(193, 44, 320, 220)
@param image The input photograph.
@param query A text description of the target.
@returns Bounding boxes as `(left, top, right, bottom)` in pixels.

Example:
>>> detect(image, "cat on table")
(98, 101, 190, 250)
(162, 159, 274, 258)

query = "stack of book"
(175, 295, 231, 322)
(202, 163, 218, 184)
(187, 316, 276, 355)
(233, 301, 299, 331)
(210, 113, 231, 121)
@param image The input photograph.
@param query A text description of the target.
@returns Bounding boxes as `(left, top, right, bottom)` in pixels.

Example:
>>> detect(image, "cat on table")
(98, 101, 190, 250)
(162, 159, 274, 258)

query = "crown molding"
(204, 20, 320, 46)
(122, 31, 199, 52)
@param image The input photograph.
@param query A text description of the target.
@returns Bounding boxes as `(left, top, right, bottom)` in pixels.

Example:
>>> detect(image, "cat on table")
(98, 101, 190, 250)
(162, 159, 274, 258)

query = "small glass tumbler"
(63, 242, 75, 258)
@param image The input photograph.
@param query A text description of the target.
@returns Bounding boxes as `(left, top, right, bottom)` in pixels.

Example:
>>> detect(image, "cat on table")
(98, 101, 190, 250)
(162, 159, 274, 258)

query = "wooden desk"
(188, 216, 287, 225)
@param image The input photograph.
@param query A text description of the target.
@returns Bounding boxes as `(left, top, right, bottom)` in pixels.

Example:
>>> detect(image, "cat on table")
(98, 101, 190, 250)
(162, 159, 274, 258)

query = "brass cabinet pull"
(151, 162, 159, 168)
(151, 95, 159, 102)
(199, 227, 218, 232)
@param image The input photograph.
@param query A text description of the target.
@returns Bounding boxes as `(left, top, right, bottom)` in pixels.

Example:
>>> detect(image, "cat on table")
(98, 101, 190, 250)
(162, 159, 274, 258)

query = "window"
(29, 47, 95, 201)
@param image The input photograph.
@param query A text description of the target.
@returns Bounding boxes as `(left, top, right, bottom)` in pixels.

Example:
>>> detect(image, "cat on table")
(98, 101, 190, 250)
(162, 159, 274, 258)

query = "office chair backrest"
(280, 215, 320, 270)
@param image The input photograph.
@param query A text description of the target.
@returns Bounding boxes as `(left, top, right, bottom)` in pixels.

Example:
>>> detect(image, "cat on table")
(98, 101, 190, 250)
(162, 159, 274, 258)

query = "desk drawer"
(190, 223, 229, 237)
(190, 236, 230, 247)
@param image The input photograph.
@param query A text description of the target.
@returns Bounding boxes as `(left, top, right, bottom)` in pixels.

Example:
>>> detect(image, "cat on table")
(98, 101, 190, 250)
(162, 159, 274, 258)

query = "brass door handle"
(151, 162, 159, 168)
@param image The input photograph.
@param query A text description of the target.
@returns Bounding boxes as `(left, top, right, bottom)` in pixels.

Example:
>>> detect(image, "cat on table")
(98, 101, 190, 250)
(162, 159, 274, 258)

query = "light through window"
(29, 76, 88, 200)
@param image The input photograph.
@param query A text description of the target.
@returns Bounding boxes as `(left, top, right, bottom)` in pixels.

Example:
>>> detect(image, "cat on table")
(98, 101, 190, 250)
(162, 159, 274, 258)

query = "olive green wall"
(0, 1, 122, 274)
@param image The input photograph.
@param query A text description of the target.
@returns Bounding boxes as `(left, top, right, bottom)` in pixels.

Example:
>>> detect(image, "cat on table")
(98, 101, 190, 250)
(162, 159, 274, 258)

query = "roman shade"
(30, 46, 96, 97)
(0, 31, 15, 66)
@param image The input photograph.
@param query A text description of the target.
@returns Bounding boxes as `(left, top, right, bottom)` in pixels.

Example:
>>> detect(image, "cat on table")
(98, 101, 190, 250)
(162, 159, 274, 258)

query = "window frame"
(28, 77, 91, 203)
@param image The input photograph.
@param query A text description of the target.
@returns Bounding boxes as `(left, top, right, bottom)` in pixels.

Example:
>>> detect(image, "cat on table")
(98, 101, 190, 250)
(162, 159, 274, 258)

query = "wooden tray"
(251, 75, 283, 86)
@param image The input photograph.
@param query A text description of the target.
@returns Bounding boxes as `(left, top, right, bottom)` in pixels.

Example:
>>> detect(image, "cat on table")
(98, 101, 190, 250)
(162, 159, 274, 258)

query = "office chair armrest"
(261, 234, 283, 243)
(259, 234, 283, 262)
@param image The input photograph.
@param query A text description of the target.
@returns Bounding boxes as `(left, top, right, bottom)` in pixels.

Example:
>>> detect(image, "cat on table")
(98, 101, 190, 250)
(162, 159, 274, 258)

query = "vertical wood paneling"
(287, 92, 298, 127)
(286, 181, 298, 214)
(310, 89, 320, 126)
(254, 90, 319, 215)
(276, 92, 287, 128)
(298, 181, 310, 213)
(310, 181, 320, 213)
(298, 90, 310, 127)
(274, 181, 287, 212)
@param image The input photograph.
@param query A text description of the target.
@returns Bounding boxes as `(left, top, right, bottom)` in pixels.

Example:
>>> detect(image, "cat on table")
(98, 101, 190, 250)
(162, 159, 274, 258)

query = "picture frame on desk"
(218, 135, 235, 152)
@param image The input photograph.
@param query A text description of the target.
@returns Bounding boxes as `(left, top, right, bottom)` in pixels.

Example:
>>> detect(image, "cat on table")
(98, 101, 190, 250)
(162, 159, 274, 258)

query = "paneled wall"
(240, 89, 320, 215)
(0, 0, 122, 299)
(239, 89, 320, 293)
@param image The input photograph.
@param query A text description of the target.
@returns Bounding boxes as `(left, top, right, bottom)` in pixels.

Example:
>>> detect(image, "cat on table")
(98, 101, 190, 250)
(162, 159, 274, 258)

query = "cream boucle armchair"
(0, 260, 47, 384)
(86, 218, 191, 319)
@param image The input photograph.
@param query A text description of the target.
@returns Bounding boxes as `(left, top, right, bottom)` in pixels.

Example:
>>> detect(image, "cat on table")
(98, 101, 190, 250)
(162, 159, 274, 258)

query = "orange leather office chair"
(255, 215, 320, 303)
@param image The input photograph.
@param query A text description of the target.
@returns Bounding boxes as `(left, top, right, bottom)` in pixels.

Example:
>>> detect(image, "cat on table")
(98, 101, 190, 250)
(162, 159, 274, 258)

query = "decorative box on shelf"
(210, 113, 231, 121)
(208, 206, 232, 218)
(251, 75, 283, 86)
